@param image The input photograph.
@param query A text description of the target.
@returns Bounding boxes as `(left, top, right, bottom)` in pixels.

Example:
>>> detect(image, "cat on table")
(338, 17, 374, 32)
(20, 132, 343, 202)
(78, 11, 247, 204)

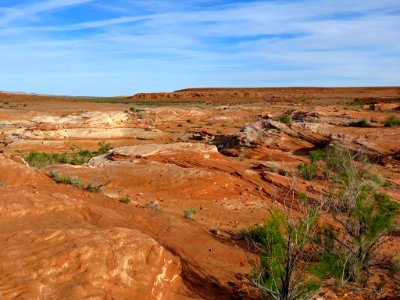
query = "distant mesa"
(129, 87, 400, 103)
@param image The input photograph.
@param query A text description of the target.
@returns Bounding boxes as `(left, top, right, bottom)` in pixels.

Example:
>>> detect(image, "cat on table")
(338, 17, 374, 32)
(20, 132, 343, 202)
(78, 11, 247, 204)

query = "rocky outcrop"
(0, 156, 181, 299)
(3, 111, 164, 147)
(231, 115, 400, 166)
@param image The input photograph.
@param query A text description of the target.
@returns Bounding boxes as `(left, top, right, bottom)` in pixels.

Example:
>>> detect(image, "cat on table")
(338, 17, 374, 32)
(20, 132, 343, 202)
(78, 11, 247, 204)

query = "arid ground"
(0, 87, 399, 299)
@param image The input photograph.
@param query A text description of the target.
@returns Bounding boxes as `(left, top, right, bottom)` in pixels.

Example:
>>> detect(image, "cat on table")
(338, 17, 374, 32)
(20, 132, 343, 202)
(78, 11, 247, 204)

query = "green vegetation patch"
(24, 141, 113, 169)
(384, 115, 400, 127)
(348, 119, 371, 127)
(273, 113, 292, 125)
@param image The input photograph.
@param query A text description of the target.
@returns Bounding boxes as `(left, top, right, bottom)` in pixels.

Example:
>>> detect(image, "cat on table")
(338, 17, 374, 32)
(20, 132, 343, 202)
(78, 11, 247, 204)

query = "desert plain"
(0, 87, 399, 299)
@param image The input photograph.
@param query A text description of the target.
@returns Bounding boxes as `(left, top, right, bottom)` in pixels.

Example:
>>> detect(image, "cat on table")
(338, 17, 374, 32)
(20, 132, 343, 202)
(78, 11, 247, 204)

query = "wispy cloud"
(0, 0, 95, 25)
(0, 0, 399, 95)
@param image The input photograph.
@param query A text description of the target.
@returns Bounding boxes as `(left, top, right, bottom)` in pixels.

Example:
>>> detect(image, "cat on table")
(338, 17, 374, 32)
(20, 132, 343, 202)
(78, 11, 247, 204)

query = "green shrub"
(296, 163, 318, 180)
(268, 165, 277, 173)
(366, 173, 386, 187)
(310, 252, 346, 280)
(97, 141, 113, 154)
(326, 192, 399, 282)
(274, 114, 292, 125)
(128, 107, 145, 119)
(248, 209, 320, 300)
(320, 145, 400, 282)
(349, 119, 370, 127)
(278, 168, 287, 176)
(309, 149, 325, 163)
(84, 184, 101, 193)
(298, 191, 308, 203)
(384, 115, 400, 127)
(120, 197, 131, 204)
(391, 261, 400, 274)
(183, 208, 197, 220)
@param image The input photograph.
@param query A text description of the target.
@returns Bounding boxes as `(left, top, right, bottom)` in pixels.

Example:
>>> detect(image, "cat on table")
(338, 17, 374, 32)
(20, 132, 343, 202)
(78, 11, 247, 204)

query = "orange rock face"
(0, 157, 181, 299)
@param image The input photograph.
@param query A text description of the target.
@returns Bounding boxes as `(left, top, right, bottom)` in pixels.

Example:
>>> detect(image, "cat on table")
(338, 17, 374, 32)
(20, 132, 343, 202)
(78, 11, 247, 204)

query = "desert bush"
(128, 107, 145, 119)
(316, 192, 400, 282)
(248, 207, 321, 300)
(390, 261, 400, 274)
(384, 115, 400, 127)
(298, 191, 308, 203)
(143, 201, 159, 210)
(48, 170, 81, 187)
(317, 146, 400, 283)
(278, 168, 287, 176)
(366, 173, 386, 186)
(309, 149, 325, 163)
(128, 107, 143, 114)
(97, 141, 113, 154)
(295, 149, 325, 180)
(84, 184, 101, 193)
(274, 114, 292, 125)
(269, 165, 277, 173)
(120, 197, 131, 204)
(183, 208, 197, 220)
(305, 116, 320, 123)
(349, 119, 370, 127)
(296, 163, 318, 180)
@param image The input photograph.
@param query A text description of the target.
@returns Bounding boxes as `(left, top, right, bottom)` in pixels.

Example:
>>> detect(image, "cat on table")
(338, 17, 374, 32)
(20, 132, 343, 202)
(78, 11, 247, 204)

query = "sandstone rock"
(368, 103, 400, 111)
(0, 228, 180, 299)
(0, 156, 181, 299)
(110, 143, 218, 159)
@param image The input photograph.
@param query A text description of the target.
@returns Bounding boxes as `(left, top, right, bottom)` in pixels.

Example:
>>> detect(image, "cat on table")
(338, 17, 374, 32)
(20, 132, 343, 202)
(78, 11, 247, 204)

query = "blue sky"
(0, 0, 399, 96)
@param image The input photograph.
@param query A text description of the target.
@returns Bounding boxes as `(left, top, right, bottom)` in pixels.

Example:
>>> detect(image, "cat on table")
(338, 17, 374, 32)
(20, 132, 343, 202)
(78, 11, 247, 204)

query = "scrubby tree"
(247, 180, 322, 300)
(315, 145, 400, 283)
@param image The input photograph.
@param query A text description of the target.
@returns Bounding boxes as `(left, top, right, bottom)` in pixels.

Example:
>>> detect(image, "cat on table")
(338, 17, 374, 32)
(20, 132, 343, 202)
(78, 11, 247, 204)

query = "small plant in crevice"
(295, 148, 325, 181)
(237, 155, 246, 161)
(48, 170, 81, 187)
(119, 197, 131, 204)
(183, 208, 197, 220)
(273, 113, 292, 125)
(84, 184, 101, 193)
(97, 141, 113, 155)
(309, 149, 325, 163)
(296, 162, 318, 180)
(390, 261, 400, 274)
(278, 168, 287, 176)
(298, 191, 308, 203)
